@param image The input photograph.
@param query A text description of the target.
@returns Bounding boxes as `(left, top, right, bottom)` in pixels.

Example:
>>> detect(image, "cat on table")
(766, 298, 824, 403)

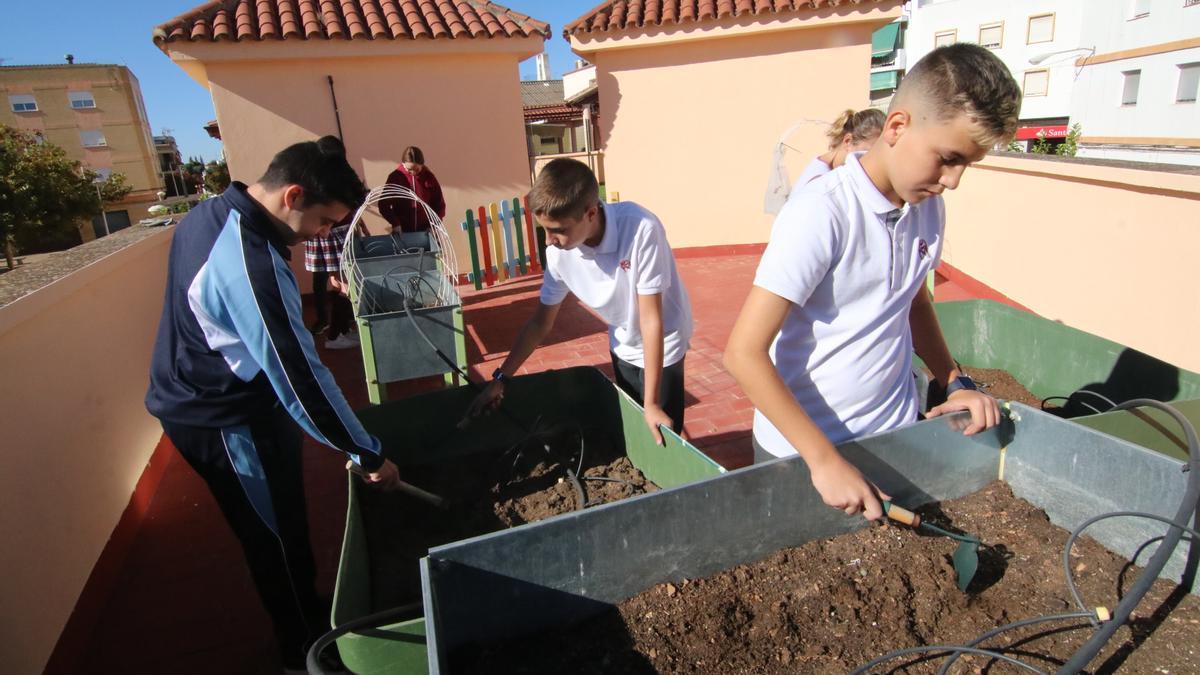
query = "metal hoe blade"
(883, 500, 982, 592)
(952, 541, 980, 592)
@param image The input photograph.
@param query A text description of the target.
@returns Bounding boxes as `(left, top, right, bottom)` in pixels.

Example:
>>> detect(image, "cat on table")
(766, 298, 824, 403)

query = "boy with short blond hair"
(725, 44, 1022, 520)
(468, 158, 693, 444)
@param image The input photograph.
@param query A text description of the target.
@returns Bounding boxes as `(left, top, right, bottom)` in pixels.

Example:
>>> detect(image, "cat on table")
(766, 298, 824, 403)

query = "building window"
(1023, 70, 1049, 97)
(80, 130, 107, 147)
(1027, 13, 1055, 44)
(934, 30, 957, 48)
(1177, 63, 1200, 103)
(94, 167, 113, 181)
(1129, 0, 1151, 19)
(1122, 70, 1141, 105)
(8, 94, 38, 112)
(68, 91, 96, 109)
(979, 22, 1004, 49)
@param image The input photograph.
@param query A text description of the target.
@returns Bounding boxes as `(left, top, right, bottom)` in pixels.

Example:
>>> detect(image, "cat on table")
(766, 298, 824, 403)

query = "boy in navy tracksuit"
(146, 136, 400, 671)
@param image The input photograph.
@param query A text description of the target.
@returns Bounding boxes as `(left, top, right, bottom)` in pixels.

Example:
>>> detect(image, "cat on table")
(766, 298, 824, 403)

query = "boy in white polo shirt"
(467, 158, 693, 444)
(724, 44, 1021, 520)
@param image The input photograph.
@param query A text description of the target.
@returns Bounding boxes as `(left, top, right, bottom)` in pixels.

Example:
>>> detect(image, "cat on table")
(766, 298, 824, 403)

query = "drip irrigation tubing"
(854, 398, 1199, 674)
(305, 602, 422, 674)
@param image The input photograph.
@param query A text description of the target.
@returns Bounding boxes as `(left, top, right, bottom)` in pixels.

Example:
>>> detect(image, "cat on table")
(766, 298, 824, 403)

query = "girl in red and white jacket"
(380, 145, 446, 232)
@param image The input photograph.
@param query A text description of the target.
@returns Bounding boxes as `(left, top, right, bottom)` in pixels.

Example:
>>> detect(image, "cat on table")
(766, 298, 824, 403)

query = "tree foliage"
(0, 125, 100, 267)
(204, 159, 230, 194)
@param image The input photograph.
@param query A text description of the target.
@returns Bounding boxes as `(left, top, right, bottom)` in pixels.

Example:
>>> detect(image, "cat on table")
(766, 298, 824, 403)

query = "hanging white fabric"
(763, 118, 828, 215)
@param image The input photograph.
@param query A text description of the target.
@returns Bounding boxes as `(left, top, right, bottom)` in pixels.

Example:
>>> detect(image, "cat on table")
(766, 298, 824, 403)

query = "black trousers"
(329, 291, 354, 339)
(312, 270, 330, 326)
(610, 352, 686, 434)
(160, 406, 323, 667)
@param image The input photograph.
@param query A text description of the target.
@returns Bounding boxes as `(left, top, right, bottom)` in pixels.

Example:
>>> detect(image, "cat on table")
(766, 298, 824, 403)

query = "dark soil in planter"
(961, 366, 1043, 408)
(359, 426, 658, 612)
(458, 481, 1200, 674)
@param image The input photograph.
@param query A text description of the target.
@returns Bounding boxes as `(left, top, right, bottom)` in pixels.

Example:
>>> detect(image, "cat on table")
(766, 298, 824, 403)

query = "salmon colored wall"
(203, 51, 534, 283)
(575, 12, 897, 248)
(942, 155, 1200, 372)
(0, 230, 172, 674)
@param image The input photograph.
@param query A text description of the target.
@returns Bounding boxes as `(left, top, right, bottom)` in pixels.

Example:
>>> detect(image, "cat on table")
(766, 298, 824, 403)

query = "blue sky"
(0, 1, 598, 162)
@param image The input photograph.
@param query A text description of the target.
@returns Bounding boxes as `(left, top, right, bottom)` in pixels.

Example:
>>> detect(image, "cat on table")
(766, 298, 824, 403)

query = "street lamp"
(1029, 46, 1095, 66)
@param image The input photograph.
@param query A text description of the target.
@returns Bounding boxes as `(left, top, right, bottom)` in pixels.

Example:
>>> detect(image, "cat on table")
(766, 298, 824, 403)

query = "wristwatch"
(945, 374, 977, 396)
(491, 368, 508, 384)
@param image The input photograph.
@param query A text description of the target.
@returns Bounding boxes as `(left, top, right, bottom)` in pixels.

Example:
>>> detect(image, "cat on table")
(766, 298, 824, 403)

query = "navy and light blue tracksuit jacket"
(146, 182, 383, 471)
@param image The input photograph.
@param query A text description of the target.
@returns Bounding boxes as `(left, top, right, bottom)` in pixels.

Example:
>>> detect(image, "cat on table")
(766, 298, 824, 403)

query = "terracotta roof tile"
(523, 103, 582, 123)
(256, 0, 280, 38)
(235, 2, 256, 41)
(153, 0, 549, 49)
(565, 0, 890, 37)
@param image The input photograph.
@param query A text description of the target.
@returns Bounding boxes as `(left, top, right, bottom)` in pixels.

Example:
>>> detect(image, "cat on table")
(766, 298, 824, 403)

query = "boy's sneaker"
(309, 320, 329, 335)
(325, 333, 360, 350)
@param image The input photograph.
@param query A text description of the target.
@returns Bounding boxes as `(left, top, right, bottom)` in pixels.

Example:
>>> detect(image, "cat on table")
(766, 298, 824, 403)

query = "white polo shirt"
(791, 157, 832, 193)
(752, 152, 944, 457)
(540, 202, 693, 368)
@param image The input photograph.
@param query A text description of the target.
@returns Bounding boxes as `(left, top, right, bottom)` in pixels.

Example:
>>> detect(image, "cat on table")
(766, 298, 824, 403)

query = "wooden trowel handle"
(881, 501, 921, 527)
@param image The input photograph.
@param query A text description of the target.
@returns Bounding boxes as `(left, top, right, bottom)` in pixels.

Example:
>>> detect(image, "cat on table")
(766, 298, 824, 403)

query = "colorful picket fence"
(460, 195, 542, 290)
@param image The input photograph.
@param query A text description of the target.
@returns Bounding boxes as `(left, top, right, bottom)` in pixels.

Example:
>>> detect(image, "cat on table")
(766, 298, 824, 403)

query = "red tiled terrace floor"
(49, 252, 1003, 673)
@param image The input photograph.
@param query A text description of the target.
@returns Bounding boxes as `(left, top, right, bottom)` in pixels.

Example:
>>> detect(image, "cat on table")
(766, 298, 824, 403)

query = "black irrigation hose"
(1040, 389, 1119, 416)
(402, 290, 590, 516)
(849, 644, 1049, 674)
(1064, 512, 1200, 628)
(400, 294, 530, 435)
(854, 399, 1199, 675)
(305, 601, 423, 674)
(1057, 398, 1199, 673)
(935, 612, 1098, 675)
(584, 476, 632, 485)
(566, 468, 588, 510)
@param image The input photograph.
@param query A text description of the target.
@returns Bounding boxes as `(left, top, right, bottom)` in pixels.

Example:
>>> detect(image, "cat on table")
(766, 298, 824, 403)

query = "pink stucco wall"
(942, 155, 1200, 372)
(573, 8, 901, 248)
(0, 231, 172, 673)
(172, 38, 543, 283)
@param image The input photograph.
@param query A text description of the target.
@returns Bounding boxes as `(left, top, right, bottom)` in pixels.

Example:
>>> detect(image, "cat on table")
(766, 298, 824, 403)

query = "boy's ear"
(282, 184, 305, 211)
(881, 109, 911, 146)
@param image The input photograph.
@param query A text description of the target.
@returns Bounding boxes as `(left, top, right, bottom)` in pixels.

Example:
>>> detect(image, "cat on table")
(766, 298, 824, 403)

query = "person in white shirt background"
(792, 108, 887, 190)
(467, 158, 693, 446)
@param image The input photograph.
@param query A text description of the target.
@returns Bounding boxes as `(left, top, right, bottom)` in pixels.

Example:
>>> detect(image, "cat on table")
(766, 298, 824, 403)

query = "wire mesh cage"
(339, 184, 459, 308)
(338, 184, 465, 396)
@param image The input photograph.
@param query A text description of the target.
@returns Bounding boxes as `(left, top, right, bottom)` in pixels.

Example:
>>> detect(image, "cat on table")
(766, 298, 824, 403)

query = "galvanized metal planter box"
(351, 231, 440, 281)
(421, 405, 1197, 673)
(355, 270, 463, 384)
(332, 367, 725, 674)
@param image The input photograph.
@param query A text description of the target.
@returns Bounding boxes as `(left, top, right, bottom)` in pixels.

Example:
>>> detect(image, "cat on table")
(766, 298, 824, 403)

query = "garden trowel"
(882, 500, 981, 592)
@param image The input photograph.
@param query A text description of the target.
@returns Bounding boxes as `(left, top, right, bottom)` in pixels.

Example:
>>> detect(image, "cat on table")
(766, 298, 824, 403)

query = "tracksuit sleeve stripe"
(210, 215, 382, 468)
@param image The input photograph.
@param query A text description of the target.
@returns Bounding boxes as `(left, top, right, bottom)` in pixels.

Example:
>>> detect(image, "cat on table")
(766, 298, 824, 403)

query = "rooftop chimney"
(535, 53, 550, 81)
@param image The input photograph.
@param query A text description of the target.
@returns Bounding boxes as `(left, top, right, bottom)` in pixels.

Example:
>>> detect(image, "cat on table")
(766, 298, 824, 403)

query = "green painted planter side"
(929, 300, 1200, 401)
(333, 488, 428, 674)
(1072, 399, 1200, 463)
(333, 367, 723, 673)
(614, 388, 723, 488)
(928, 300, 1200, 456)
